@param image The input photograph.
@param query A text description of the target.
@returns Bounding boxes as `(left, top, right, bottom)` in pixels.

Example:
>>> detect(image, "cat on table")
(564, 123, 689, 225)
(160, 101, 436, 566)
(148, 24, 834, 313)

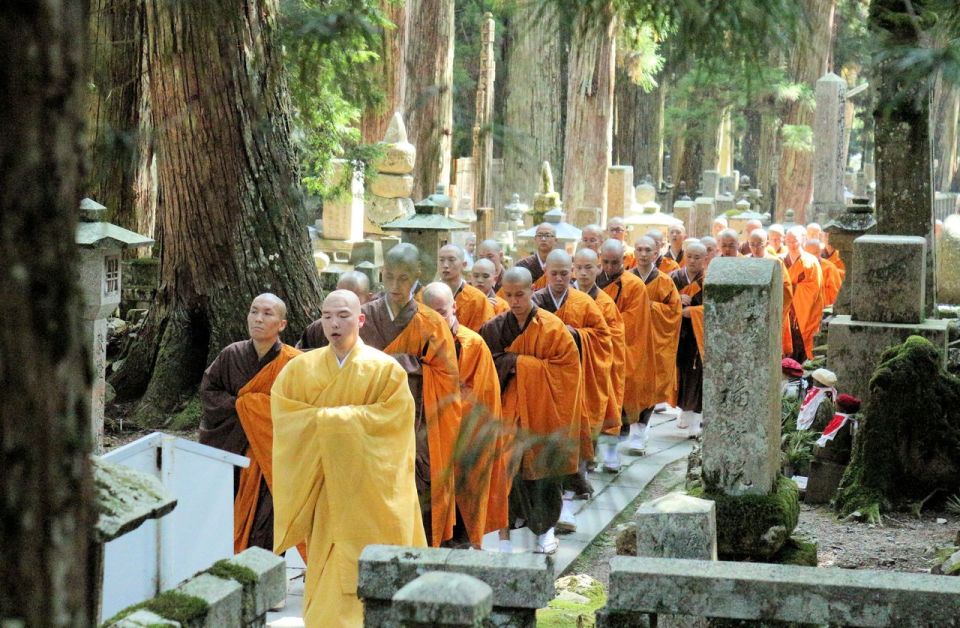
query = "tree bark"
(613, 64, 664, 183)
(403, 0, 455, 199)
(870, 0, 935, 313)
(562, 3, 617, 220)
(502, 0, 566, 203)
(775, 0, 836, 222)
(86, 0, 157, 249)
(360, 0, 408, 144)
(0, 2, 95, 625)
(110, 0, 323, 425)
(932, 68, 959, 193)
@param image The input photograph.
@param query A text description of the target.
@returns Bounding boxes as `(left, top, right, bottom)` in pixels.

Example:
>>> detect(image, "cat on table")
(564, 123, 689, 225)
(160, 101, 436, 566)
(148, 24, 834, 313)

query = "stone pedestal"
(851, 235, 927, 323)
(607, 166, 634, 221)
(693, 197, 716, 231)
(824, 199, 876, 314)
(673, 199, 711, 238)
(636, 492, 717, 560)
(702, 258, 782, 496)
(392, 572, 492, 627)
(827, 315, 950, 403)
(573, 206, 601, 228)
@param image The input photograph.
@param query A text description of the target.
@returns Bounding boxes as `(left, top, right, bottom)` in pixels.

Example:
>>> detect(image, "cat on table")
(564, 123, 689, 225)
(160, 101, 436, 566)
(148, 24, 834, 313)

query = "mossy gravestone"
(699, 258, 799, 559)
(835, 336, 960, 522)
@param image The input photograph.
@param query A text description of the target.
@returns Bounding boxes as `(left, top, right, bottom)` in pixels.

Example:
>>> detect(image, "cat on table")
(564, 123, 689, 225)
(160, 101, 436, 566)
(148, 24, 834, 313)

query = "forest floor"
(564, 460, 959, 586)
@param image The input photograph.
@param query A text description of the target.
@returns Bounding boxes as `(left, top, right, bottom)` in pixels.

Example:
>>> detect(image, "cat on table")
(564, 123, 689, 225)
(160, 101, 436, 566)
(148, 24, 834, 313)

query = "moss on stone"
(206, 560, 258, 586)
(537, 575, 607, 628)
(690, 476, 800, 560)
(770, 537, 818, 566)
(169, 395, 203, 431)
(835, 336, 960, 520)
(103, 591, 208, 627)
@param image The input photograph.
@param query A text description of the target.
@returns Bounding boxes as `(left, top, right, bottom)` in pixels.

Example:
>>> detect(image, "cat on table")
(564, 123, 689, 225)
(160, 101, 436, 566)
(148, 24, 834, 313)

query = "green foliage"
(947, 493, 960, 516)
(537, 575, 607, 628)
(618, 23, 664, 92)
(781, 394, 801, 434)
(771, 537, 819, 567)
(169, 395, 202, 431)
(103, 591, 208, 626)
(781, 429, 818, 470)
(781, 124, 814, 153)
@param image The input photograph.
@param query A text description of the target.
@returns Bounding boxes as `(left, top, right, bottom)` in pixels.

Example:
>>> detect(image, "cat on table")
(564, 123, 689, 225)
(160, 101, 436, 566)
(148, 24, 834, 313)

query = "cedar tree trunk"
(360, 0, 408, 144)
(110, 0, 323, 425)
(0, 2, 95, 625)
(613, 64, 664, 183)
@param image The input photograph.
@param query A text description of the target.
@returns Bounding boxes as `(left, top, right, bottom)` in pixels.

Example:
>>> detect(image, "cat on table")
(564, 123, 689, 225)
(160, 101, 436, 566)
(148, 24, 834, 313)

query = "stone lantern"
(504, 193, 529, 229)
(76, 198, 154, 453)
(824, 196, 877, 314)
(382, 185, 469, 281)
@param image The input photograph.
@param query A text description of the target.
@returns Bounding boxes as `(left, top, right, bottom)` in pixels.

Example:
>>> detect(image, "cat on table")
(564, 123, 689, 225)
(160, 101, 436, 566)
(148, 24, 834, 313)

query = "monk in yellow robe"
(632, 235, 682, 417)
(784, 226, 824, 361)
(807, 239, 842, 306)
(597, 239, 656, 462)
(199, 293, 300, 554)
(606, 217, 636, 269)
(422, 282, 506, 548)
(471, 258, 509, 315)
(647, 229, 681, 274)
(513, 222, 556, 291)
(438, 243, 494, 332)
(272, 290, 426, 627)
(574, 248, 625, 469)
(670, 243, 706, 437)
(749, 229, 795, 357)
(481, 267, 581, 555)
(535, 250, 613, 533)
(296, 244, 461, 547)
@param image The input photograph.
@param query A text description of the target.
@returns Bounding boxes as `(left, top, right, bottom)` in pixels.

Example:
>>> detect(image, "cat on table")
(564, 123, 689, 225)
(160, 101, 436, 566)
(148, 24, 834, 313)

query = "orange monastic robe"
(758, 252, 795, 357)
(455, 281, 495, 331)
(657, 255, 681, 274)
(600, 270, 656, 427)
(823, 248, 846, 280)
(634, 266, 683, 404)
(234, 344, 300, 553)
(785, 251, 824, 361)
(538, 288, 613, 463)
(452, 324, 505, 544)
(383, 303, 462, 547)
(820, 257, 843, 307)
(587, 287, 625, 433)
(481, 308, 582, 480)
(623, 247, 637, 270)
(489, 293, 510, 316)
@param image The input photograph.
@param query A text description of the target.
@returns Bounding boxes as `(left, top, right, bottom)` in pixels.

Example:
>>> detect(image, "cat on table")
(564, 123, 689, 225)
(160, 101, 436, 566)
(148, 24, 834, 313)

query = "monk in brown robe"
(807, 239, 842, 306)
(717, 228, 741, 258)
(335, 270, 372, 304)
(664, 224, 687, 267)
(749, 228, 796, 357)
(597, 239, 656, 462)
(476, 239, 506, 293)
(784, 226, 824, 362)
(422, 282, 505, 549)
(297, 243, 462, 547)
(579, 223, 604, 254)
(514, 222, 557, 290)
(471, 258, 509, 315)
(647, 229, 681, 274)
(438, 243, 494, 332)
(632, 235, 682, 422)
(534, 250, 613, 533)
(480, 267, 581, 555)
(738, 219, 762, 255)
(199, 293, 300, 554)
(670, 243, 706, 437)
(574, 248, 625, 472)
(606, 217, 636, 269)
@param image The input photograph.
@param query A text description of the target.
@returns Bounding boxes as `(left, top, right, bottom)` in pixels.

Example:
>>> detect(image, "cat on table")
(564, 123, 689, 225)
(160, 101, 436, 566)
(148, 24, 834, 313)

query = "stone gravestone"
(702, 258, 783, 497)
(671, 199, 695, 237)
(693, 197, 717, 232)
(607, 166, 634, 221)
(701, 170, 720, 199)
(324, 159, 365, 241)
(937, 214, 960, 304)
(824, 197, 876, 314)
(367, 112, 416, 231)
(828, 234, 950, 403)
(811, 73, 847, 222)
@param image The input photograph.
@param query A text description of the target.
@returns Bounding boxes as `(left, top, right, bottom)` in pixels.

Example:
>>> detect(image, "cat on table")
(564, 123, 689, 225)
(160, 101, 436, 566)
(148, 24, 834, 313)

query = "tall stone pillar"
(812, 73, 847, 222)
(606, 165, 634, 221)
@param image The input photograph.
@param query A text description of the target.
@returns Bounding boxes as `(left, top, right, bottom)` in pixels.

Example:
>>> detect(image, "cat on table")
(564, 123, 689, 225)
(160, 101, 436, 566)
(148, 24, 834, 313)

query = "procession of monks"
(197, 217, 839, 627)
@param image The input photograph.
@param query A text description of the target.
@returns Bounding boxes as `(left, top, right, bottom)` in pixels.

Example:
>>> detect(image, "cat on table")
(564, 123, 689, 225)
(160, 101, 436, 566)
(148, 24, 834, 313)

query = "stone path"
(266, 410, 694, 627)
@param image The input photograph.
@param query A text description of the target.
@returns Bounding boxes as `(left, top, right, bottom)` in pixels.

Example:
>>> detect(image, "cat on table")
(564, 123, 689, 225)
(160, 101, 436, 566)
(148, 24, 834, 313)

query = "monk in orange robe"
(670, 243, 706, 437)
(334, 270, 372, 303)
(471, 258, 509, 315)
(297, 243, 461, 547)
(767, 224, 787, 256)
(664, 224, 688, 267)
(480, 267, 581, 555)
(597, 239, 656, 463)
(784, 226, 824, 362)
(748, 229, 795, 357)
(606, 216, 636, 269)
(574, 248, 625, 469)
(806, 239, 842, 306)
(476, 239, 506, 293)
(534, 250, 613, 533)
(199, 293, 300, 554)
(514, 222, 556, 290)
(438, 243, 494, 331)
(422, 282, 506, 548)
(632, 235, 682, 422)
(821, 234, 846, 280)
(647, 229, 681, 274)
(579, 224, 605, 254)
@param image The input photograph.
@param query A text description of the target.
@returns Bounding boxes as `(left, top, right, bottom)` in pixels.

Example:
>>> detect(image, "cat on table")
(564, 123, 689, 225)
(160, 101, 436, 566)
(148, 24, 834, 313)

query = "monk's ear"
(357, 311, 366, 329)
(278, 319, 288, 333)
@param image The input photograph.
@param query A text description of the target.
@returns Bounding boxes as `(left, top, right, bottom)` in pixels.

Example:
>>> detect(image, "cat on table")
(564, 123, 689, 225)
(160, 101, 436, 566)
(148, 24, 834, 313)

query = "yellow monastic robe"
(272, 341, 426, 628)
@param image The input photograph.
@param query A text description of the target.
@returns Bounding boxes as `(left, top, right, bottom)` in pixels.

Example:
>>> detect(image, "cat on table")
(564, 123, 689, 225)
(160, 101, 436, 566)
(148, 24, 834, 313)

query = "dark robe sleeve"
(480, 309, 535, 391)
(198, 349, 248, 455)
(296, 319, 328, 350)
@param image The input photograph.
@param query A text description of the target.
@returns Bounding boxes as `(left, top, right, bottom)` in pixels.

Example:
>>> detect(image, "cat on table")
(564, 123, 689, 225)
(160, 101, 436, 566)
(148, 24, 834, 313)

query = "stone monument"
(367, 112, 416, 231)
(530, 161, 562, 226)
(824, 197, 876, 314)
(811, 73, 847, 222)
(382, 186, 468, 281)
(607, 165, 634, 221)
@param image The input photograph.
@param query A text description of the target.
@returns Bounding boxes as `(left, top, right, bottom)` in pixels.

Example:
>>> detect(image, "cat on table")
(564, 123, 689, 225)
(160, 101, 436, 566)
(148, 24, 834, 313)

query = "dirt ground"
(567, 460, 960, 586)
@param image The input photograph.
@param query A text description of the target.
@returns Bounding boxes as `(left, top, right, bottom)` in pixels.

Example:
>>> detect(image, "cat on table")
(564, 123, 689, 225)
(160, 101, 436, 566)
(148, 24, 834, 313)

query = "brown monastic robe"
(670, 269, 704, 413)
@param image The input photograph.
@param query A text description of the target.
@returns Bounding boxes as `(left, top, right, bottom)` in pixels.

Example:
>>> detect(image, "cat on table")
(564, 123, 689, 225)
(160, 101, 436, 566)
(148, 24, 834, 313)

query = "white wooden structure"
(100, 432, 249, 620)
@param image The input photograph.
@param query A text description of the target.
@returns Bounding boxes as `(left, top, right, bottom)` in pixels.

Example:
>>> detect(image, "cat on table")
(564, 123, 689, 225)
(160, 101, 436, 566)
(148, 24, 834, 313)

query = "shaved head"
(785, 225, 806, 254)
(601, 238, 625, 257)
(336, 271, 371, 302)
(383, 243, 421, 310)
(574, 248, 599, 264)
(718, 229, 739, 257)
(251, 292, 286, 319)
(534, 222, 557, 255)
(248, 293, 288, 346)
(545, 249, 573, 296)
(501, 267, 534, 322)
(439, 243, 466, 262)
(477, 239, 504, 272)
(545, 249, 572, 266)
(574, 248, 600, 291)
(804, 239, 822, 256)
(438, 243, 467, 284)
(685, 242, 707, 275)
(422, 282, 456, 328)
(580, 224, 604, 252)
(385, 242, 421, 271)
(606, 216, 628, 242)
(634, 235, 657, 269)
(322, 289, 360, 313)
(502, 266, 533, 288)
(470, 258, 498, 294)
(745, 219, 763, 235)
(320, 289, 365, 356)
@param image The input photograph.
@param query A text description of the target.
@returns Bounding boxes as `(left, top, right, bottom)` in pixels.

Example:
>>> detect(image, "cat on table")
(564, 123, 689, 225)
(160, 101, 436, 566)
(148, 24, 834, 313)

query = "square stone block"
(826, 315, 949, 404)
(227, 546, 286, 623)
(851, 235, 926, 324)
(176, 574, 243, 628)
(636, 492, 717, 560)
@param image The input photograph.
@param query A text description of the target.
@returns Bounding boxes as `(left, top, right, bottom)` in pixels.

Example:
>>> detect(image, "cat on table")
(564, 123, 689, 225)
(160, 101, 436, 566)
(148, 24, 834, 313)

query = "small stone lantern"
(76, 198, 154, 453)
(382, 185, 469, 281)
(504, 193, 529, 229)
